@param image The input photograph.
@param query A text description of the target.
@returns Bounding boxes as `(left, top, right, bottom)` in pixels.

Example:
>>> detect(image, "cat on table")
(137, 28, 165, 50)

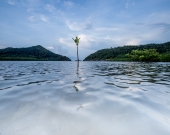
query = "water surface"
(0, 61, 170, 135)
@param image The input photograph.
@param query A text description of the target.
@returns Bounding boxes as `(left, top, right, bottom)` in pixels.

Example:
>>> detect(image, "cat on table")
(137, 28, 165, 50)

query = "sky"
(0, 0, 170, 60)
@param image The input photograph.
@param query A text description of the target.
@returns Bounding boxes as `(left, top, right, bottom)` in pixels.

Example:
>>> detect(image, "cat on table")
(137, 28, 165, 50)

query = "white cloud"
(45, 4, 56, 12)
(28, 16, 37, 22)
(82, 20, 93, 30)
(148, 22, 170, 33)
(102, 36, 127, 46)
(77, 34, 95, 48)
(46, 44, 68, 56)
(46, 46, 54, 50)
(59, 38, 75, 47)
(27, 8, 33, 12)
(8, 0, 15, 5)
(40, 15, 48, 22)
(102, 25, 163, 46)
(28, 15, 48, 22)
(125, 0, 135, 9)
(66, 21, 81, 31)
(66, 19, 93, 31)
(96, 27, 118, 31)
(125, 2, 129, 9)
(125, 39, 141, 45)
(63, 1, 73, 7)
(147, 12, 170, 24)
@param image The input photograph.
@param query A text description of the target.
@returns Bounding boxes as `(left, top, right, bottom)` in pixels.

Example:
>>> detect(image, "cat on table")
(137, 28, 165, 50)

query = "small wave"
(105, 82, 129, 88)
(0, 86, 12, 90)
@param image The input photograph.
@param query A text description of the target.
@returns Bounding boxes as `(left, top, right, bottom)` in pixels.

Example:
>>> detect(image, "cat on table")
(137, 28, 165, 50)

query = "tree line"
(0, 45, 71, 61)
(84, 42, 170, 62)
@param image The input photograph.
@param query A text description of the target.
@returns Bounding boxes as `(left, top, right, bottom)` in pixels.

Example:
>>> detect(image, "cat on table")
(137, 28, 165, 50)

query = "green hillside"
(84, 42, 170, 62)
(0, 45, 71, 61)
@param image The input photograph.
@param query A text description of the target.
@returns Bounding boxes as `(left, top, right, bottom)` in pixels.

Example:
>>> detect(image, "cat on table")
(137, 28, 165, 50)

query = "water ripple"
(0, 61, 170, 135)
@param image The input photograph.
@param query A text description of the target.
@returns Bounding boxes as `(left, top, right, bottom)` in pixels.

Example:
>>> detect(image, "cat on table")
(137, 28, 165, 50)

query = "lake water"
(0, 61, 170, 135)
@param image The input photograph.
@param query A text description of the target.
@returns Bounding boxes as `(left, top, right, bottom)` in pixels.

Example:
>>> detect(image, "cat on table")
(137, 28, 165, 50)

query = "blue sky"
(0, 0, 170, 60)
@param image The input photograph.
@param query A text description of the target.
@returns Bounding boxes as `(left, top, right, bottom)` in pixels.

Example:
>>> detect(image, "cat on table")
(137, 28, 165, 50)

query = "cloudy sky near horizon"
(0, 0, 170, 60)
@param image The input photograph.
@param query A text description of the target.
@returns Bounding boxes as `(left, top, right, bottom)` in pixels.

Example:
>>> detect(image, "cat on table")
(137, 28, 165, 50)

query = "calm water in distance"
(0, 61, 170, 135)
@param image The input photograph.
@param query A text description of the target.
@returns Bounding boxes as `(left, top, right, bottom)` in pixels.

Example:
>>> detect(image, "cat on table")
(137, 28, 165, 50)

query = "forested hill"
(84, 42, 170, 61)
(0, 45, 71, 61)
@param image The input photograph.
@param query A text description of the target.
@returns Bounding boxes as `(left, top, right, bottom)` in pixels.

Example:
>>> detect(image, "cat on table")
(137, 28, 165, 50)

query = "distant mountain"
(84, 42, 170, 61)
(0, 45, 71, 61)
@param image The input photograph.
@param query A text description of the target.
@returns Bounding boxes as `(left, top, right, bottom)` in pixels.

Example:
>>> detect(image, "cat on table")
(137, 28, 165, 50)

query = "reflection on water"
(0, 61, 170, 135)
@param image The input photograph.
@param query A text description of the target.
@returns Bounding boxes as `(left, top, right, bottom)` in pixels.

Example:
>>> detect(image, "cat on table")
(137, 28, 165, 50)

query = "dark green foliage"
(126, 49, 160, 62)
(0, 45, 71, 61)
(110, 54, 131, 61)
(84, 42, 170, 62)
(160, 53, 170, 62)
